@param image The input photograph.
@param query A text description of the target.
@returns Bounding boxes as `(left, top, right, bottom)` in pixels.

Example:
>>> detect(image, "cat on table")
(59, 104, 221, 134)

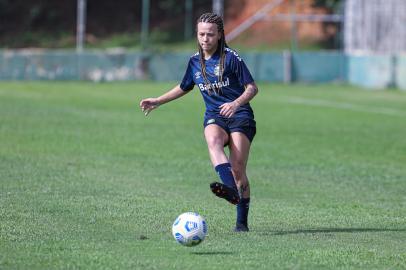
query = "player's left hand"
(219, 101, 240, 118)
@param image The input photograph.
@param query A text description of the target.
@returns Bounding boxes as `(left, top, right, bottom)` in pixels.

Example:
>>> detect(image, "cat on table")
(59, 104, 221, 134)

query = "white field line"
(280, 97, 406, 117)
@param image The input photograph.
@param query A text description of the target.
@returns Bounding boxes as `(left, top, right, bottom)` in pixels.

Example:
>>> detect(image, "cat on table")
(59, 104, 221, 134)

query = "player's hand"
(140, 98, 160, 116)
(219, 101, 240, 118)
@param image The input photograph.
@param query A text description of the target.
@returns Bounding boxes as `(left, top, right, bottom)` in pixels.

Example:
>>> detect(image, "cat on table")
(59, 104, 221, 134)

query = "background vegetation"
(0, 0, 342, 49)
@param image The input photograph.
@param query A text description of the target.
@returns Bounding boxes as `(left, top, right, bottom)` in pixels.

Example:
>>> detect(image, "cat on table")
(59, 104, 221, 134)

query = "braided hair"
(197, 13, 228, 95)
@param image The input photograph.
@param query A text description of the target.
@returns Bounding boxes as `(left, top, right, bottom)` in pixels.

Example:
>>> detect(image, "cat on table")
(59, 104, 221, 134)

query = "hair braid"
(197, 13, 228, 95)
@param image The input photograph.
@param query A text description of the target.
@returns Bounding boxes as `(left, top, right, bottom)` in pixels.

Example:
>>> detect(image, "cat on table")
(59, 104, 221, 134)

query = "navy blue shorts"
(203, 116, 256, 143)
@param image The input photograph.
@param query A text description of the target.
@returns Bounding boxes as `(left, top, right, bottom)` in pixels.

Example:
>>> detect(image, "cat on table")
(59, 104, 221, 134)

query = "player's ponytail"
(197, 13, 227, 95)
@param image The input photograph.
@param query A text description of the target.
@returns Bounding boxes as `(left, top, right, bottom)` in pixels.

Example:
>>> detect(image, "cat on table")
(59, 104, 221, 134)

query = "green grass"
(0, 82, 405, 269)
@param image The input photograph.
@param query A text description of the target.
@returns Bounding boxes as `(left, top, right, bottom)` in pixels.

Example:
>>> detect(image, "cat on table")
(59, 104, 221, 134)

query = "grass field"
(1, 81, 405, 269)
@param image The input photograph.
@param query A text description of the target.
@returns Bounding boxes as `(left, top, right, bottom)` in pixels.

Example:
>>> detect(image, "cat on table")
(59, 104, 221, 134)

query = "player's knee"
(206, 136, 225, 150)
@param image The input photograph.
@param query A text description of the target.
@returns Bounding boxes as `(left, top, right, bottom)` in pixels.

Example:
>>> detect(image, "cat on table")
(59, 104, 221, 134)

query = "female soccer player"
(140, 13, 258, 232)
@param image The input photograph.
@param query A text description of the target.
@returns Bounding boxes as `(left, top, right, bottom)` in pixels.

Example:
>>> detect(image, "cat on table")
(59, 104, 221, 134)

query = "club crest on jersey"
(214, 65, 220, 76)
(194, 72, 201, 79)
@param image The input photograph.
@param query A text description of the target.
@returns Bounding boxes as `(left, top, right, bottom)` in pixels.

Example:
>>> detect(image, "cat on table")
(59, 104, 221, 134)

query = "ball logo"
(184, 221, 198, 232)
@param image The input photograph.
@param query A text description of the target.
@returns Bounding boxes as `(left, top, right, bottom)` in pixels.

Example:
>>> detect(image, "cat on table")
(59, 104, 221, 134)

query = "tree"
(311, 0, 343, 49)
(312, 0, 342, 13)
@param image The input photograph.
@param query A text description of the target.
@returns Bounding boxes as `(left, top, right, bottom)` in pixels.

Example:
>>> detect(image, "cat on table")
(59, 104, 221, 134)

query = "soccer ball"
(172, 212, 207, 247)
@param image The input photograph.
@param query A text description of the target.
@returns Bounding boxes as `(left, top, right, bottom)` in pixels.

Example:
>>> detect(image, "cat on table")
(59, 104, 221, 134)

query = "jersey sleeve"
(179, 59, 195, 91)
(229, 52, 254, 86)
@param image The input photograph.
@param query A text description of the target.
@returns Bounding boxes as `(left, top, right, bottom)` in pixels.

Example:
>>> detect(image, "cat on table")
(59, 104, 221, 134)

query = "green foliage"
(0, 0, 211, 37)
(0, 82, 405, 269)
(157, 0, 183, 14)
(312, 0, 342, 12)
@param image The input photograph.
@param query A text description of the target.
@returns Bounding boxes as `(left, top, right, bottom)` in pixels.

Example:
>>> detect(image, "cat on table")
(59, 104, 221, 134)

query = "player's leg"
(229, 131, 252, 231)
(229, 132, 251, 197)
(204, 124, 239, 205)
(204, 124, 229, 165)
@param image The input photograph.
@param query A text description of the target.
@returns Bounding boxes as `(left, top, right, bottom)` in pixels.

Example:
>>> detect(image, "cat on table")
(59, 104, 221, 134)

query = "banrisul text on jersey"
(198, 77, 230, 92)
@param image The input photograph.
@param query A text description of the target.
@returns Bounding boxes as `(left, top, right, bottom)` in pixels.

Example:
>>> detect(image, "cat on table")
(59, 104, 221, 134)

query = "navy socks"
(214, 163, 237, 191)
(214, 162, 250, 228)
(236, 198, 250, 226)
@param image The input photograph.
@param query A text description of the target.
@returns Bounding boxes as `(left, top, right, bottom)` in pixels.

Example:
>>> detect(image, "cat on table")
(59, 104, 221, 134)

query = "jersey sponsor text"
(198, 77, 230, 92)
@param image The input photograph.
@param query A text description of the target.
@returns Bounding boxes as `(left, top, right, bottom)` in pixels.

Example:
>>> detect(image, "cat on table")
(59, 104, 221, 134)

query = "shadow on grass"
(262, 228, 406, 235)
(191, 251, 234, 255)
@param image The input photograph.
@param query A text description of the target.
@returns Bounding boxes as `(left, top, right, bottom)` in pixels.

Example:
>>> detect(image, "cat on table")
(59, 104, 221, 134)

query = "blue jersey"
(180, 47, 255, 120)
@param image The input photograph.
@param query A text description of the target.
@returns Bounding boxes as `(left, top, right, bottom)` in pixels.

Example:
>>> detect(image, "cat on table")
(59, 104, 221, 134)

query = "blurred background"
(0, 0, 405, 89)
(0, 0, 342, 50)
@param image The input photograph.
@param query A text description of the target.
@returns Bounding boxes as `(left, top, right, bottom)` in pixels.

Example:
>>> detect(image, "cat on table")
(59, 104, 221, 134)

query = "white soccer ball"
(172, 212, 207, 247)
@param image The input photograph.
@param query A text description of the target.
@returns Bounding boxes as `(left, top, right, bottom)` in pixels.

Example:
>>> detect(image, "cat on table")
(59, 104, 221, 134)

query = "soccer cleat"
(210, 182, 240, 205)
(234, 223, 249, 232)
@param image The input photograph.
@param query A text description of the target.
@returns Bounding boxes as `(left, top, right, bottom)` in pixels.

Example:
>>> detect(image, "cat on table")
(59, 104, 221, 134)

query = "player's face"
(197, 22, 221, 56)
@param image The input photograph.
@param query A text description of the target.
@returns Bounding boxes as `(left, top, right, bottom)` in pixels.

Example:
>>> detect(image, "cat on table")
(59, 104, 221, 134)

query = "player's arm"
(140, 84, 189, 116)
(234, 82, 258, 106)
(219, 82, 258, 118)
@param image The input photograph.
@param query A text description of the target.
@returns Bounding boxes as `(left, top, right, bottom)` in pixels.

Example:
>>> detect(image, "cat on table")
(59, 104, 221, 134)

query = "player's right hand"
(140, 98, 160, 116)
